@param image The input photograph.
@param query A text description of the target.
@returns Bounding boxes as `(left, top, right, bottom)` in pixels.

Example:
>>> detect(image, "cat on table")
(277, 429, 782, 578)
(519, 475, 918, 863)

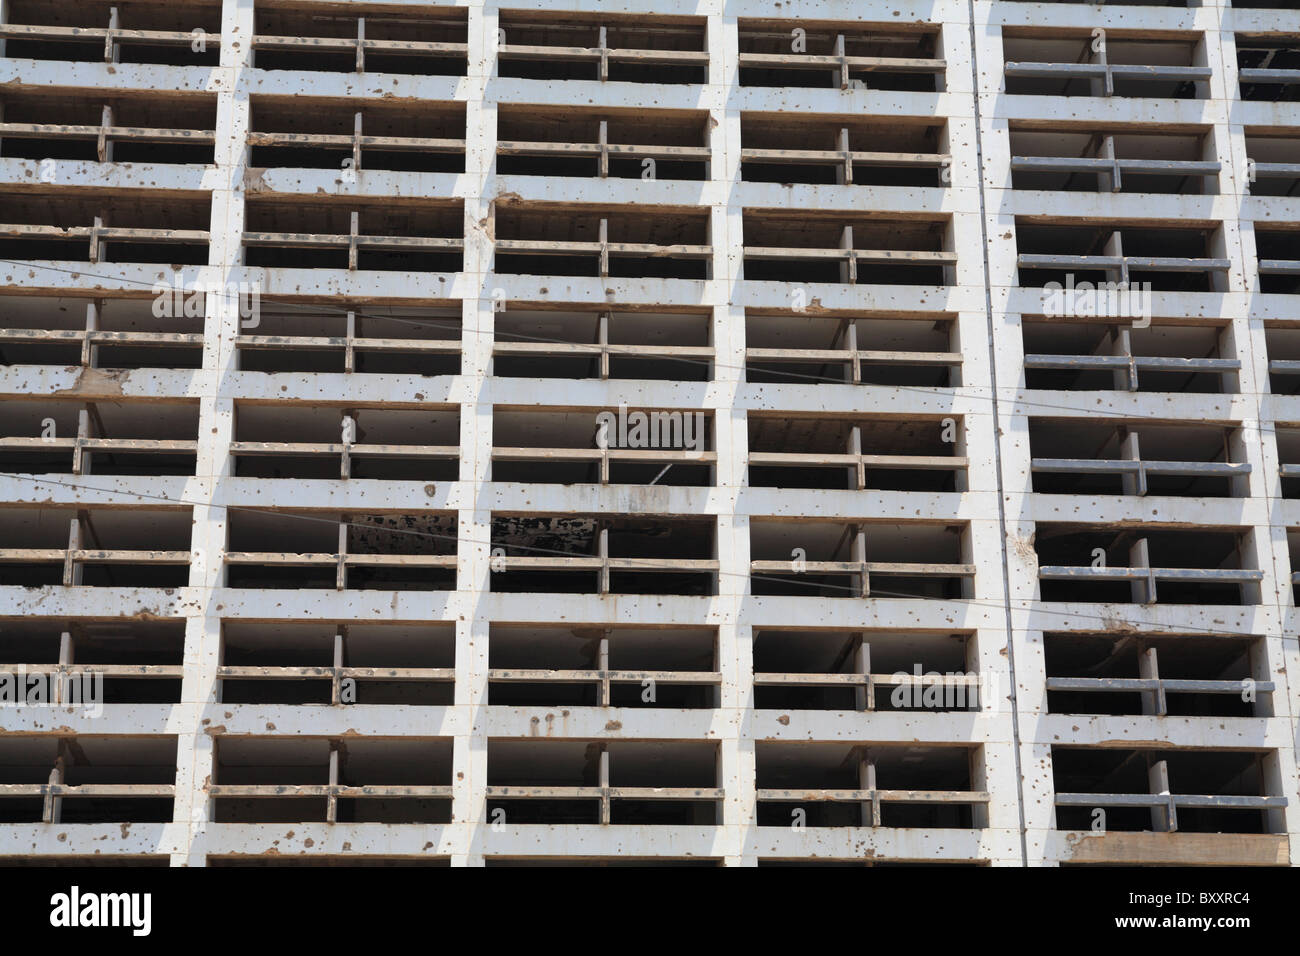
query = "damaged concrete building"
(0, 0, 1298, 867)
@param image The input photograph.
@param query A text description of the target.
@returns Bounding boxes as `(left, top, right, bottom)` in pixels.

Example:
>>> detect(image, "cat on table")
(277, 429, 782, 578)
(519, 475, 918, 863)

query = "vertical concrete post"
(450, 0, 499, 867)
(172, 0, 254, 868)
(708, 5, 754, 866)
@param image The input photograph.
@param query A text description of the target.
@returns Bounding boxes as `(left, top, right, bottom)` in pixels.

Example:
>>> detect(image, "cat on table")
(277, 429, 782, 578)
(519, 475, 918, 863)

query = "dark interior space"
(1044, 632, 1261, 718)
(4, 0, 221, 67)
(252, 4, 467, 76)
(250, 97, 465, 173)
(243, 197, 464, 273)
(1052, 747, 1276, 834)
(494, 204, 710, 280)
(1035, 524, 1258, 605)
(737, 20, 942, 92)
(0, 735, 177, 824)
(488, 513, 716, 595)
(496, 12, 707, 86)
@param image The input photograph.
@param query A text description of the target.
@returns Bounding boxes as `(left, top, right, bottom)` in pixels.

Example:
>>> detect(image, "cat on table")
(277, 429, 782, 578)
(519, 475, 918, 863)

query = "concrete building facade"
(0, 0, 1297, 866)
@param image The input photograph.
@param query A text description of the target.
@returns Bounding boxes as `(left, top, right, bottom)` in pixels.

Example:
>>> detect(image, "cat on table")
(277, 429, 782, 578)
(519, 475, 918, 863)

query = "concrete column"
(1210, 8, 1300, 863)
(451, 0, 499, 867)
(707, 6, 753, 867)
(171, 0, 254, 868)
